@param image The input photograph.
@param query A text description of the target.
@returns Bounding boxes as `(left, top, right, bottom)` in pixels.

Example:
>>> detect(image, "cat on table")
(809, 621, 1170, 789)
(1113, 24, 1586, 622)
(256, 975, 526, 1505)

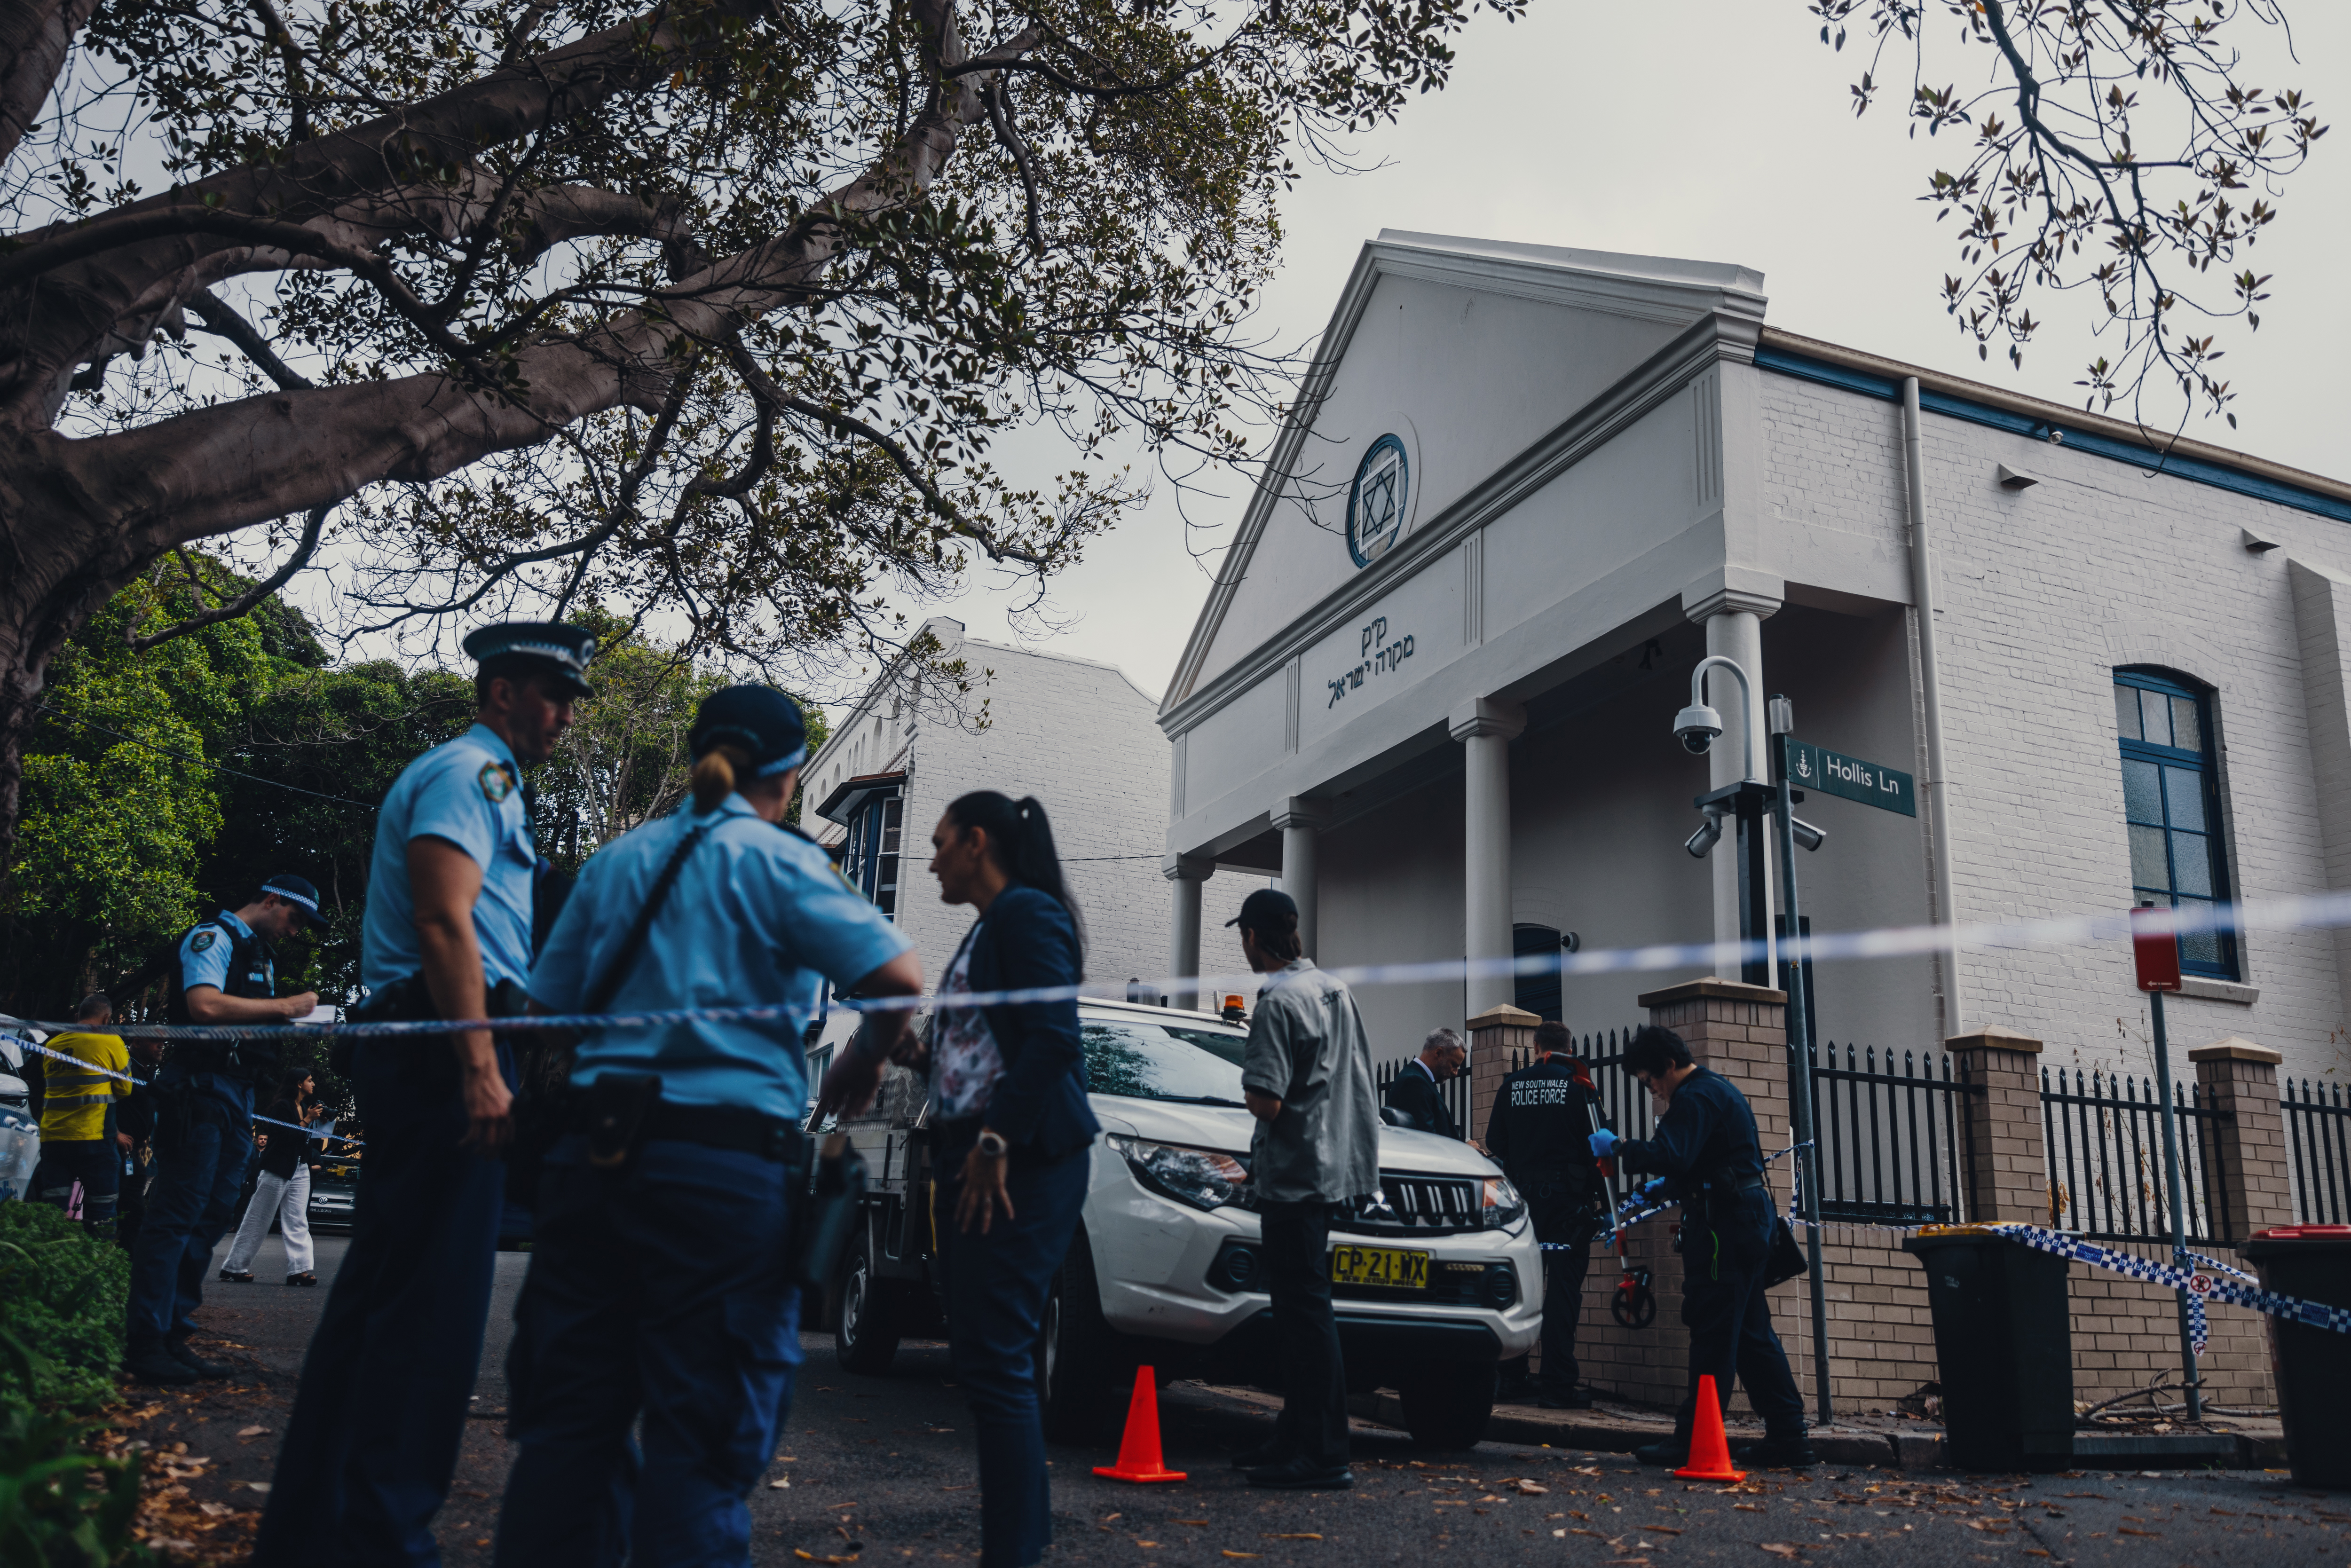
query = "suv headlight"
(1481, 1175, 1527, 1230)
(1107, 1135, 1251, 1212)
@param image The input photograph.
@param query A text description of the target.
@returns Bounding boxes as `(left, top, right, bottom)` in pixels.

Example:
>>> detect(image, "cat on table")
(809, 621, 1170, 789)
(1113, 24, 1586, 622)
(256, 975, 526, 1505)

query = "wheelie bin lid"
(1900, 1224, 2013, 1254)
(2244, 1224, 2351, 1259)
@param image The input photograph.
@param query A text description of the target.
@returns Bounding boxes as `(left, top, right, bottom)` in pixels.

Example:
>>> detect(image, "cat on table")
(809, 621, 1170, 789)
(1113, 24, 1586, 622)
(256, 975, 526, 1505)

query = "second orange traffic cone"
(1093, 1365, 1187, 1483)
(1673, 1373, 1747, 1482)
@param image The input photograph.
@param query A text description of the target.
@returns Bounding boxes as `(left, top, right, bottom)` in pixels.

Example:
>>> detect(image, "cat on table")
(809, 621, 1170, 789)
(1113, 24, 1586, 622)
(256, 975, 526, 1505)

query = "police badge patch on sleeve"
(479, 762, 516, 802)
(189, 929, 217, 953)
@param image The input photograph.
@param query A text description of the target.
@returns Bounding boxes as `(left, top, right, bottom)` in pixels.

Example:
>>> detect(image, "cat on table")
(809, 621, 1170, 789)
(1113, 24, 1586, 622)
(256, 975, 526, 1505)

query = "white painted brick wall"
(1762, 375, 2351, 1087)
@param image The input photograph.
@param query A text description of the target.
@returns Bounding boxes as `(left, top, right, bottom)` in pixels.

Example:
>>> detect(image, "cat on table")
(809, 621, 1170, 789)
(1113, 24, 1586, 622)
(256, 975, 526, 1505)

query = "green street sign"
(1781, 736, 1917, 817)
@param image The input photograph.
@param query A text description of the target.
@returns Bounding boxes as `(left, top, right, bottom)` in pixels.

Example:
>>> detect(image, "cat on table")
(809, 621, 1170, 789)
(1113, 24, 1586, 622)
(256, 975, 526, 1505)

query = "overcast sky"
(914, 0, 2351, 709)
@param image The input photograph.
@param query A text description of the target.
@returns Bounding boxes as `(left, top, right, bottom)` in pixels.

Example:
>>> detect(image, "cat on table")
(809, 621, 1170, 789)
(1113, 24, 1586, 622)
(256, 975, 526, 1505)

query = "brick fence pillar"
(1467, 1004, 1540, 1141)
(1945, 1025, 2047, 1223)
(1633, 978, 1791, 1146)
(2189, 1036, 2293, 1240)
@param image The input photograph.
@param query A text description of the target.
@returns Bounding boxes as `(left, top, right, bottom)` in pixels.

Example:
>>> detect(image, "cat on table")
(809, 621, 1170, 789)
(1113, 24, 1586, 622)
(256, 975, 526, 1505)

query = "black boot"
(1231, 1440, 1290, 1470)
(1735, 1434, 1820, 1468)
(1244, 1454, 1353, 1490)
(125, 1344, 198, 1386)
(1632, 1437, 1689, 1467)
(1533, 1387, 1595, 1410)
(166, 1337, 234, 1379)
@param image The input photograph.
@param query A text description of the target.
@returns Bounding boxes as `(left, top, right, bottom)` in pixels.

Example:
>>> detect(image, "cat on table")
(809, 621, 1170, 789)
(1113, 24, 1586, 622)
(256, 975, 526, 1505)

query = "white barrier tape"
(7, 1036, 360, 1147)
(10, 888, 2351, 1043)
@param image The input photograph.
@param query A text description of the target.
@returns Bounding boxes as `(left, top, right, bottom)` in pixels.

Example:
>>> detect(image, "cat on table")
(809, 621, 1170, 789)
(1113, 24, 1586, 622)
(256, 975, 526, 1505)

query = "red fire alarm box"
(2130, 902, 2183, 993)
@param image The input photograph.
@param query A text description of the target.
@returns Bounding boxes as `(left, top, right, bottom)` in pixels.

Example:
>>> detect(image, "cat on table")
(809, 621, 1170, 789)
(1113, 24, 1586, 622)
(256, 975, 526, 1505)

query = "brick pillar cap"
(1635, 977, 1787, 1008)
(1946, 1024, 2044, 1055)
(2188, 1036, 2282, 1065)
(1467, 1004, 1542, 1031)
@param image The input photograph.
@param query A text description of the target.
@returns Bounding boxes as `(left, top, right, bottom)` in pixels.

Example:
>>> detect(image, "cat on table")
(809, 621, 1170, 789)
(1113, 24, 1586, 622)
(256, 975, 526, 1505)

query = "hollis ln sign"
(1780, 736, 1916, 818)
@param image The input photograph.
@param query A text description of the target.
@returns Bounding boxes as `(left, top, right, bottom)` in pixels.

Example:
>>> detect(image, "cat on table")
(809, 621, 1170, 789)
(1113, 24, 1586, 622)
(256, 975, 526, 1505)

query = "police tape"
(1531, 1144, 1812, 1252)
(12, 886, 2351, 1044)
(5, 1035, 360, 1147)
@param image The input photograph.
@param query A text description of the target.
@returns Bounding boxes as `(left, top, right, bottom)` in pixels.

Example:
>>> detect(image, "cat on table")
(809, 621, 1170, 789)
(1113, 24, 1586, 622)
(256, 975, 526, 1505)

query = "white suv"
(828, 998, 1542, 1449)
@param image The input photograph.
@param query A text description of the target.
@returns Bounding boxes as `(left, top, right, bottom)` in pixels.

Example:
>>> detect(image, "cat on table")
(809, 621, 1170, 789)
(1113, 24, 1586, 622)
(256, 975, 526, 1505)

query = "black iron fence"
(2283, 1077, 2351, 1225)
(2040, 1066, 2232, 1244)
(1805, 1043, 1979, 1226)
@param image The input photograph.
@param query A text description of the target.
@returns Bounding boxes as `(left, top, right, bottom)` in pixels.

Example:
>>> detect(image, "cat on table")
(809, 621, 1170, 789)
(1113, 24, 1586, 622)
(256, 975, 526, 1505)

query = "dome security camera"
(1673, 702, 1723, 756)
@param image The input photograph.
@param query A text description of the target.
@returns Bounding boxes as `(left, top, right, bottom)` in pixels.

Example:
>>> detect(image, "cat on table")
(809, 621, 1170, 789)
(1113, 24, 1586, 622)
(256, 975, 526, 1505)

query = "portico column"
(1682, 579, 1782, 965)
(1272, 799, 1326, 961)
(1450, 696, 1527, 1017)
(1164, 855, 1211, 1010)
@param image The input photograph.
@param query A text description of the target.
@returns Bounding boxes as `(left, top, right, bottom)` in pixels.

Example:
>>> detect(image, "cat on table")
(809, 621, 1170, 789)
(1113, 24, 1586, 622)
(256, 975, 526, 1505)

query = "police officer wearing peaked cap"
(497, 684, 922, 1567)
(123, 875, 321, 1387)
(1484, 1019, 1607, 1410)
(1589, 1024, 1814, 1470)
(258, 621, 593, 1568)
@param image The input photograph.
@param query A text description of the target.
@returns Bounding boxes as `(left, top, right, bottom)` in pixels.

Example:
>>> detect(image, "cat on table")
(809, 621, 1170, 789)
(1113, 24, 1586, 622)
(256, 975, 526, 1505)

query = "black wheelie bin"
(2241, 1224, 2351, 1489)
(1902, 1225, 2075, 1471)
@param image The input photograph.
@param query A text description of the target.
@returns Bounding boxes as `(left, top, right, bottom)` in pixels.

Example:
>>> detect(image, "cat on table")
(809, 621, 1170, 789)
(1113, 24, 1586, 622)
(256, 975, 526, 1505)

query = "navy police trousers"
(254, 1039, 512, 1567)
(495, 1135, 802, 1568)
(124, 1075, 251, 1349)
(1676, 1185, 1806, 1441)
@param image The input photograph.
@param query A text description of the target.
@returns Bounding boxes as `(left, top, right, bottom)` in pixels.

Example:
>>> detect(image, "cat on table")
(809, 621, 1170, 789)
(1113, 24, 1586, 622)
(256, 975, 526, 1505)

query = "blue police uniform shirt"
(363, 722, 537, 991)
(531, 793, 913, 1120)
(178, 910, 273, 996)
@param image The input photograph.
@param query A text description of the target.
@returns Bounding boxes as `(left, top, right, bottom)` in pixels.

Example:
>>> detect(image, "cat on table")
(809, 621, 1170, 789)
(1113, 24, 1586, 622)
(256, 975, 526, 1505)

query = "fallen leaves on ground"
(1758, 1545, 1802, 1559)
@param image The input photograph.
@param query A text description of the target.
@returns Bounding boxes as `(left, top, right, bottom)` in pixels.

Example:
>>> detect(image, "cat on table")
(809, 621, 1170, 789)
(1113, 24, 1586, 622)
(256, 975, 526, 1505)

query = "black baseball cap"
(1225, 887, 1298, 931)
(462, 622, 597, 700)
(690, 686, 810, 779)
(262, 874, 322, 928)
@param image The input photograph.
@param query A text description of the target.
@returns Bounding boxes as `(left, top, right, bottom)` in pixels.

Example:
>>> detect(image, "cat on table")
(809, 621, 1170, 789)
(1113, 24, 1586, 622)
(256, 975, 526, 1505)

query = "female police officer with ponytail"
(495, 686, 923, 1568)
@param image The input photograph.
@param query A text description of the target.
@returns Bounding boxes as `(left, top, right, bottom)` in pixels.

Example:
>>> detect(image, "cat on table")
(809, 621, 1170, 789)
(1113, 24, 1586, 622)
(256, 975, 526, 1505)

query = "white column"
(1450, 697, 1527, 1017)
(1271, 799, 1326, 961)
(1684, 582, 1781, 968)
(1164, 856, 1210, 1010)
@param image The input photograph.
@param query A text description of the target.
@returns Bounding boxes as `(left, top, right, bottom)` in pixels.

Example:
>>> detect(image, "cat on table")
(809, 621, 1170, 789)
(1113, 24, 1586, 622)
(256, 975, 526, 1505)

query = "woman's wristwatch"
(976, 1128, 1010, 1159)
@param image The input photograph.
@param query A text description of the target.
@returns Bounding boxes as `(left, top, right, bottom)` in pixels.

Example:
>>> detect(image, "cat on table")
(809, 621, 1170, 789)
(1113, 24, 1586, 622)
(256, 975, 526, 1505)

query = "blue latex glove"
(1587, 1128, 1619, 1159)
(1641, 1177, 1668, 1201)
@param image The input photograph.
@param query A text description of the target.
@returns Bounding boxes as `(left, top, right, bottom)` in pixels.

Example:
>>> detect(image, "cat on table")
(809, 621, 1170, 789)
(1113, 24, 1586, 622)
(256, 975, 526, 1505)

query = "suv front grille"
(1333, 1173, 1480, 1236)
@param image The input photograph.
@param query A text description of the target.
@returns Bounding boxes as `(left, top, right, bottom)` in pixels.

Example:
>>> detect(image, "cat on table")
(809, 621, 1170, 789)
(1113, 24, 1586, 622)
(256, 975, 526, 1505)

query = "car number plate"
(1329, 1245, 1430, 1289)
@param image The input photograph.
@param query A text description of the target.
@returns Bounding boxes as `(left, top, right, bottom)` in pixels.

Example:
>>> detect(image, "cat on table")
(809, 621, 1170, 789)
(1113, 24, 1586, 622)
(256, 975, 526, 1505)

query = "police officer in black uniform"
(1590, 1024, 1815, 1468)
(1485, 1019, 1606, 1409)
(124, 875, 321, 1385)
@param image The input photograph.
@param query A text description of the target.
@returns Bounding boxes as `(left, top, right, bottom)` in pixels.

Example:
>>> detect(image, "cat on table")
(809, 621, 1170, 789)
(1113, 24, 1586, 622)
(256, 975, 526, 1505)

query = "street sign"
(2130, 902, 2184, 992)
(1779, 736, 1917, 817)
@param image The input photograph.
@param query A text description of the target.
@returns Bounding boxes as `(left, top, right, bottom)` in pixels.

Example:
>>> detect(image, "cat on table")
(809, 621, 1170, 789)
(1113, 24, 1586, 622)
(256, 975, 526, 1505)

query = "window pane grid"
(2114, 673, 2234, 979)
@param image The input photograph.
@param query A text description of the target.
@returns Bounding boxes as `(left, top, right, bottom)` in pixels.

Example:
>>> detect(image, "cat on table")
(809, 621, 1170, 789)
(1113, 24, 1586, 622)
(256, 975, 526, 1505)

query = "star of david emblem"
(1346, 434, 1410, 568)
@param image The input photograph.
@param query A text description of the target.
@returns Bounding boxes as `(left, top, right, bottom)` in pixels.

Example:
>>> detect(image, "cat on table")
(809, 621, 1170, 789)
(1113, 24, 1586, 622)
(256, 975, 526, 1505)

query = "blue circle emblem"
(1346, 434, 1410, 568)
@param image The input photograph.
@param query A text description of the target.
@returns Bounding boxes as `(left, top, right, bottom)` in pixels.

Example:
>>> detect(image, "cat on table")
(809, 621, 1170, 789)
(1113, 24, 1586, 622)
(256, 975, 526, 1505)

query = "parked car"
(823, 997, 1542, 1449)
(307, 1146, 361, 1234)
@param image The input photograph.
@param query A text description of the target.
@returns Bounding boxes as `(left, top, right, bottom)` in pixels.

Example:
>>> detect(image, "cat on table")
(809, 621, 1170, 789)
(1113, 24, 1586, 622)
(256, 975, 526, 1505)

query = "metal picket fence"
(1805, 1042, 1979, 1226)
(2283, 1076, 2351, 1225)
(2040, 1066, 2232, 1244)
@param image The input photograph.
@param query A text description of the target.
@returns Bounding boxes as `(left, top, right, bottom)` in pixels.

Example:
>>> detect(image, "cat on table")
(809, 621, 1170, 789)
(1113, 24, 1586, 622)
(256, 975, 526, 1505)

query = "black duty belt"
(570, 1098, 803, 1163)
(1700, 1175, 1767, 1194)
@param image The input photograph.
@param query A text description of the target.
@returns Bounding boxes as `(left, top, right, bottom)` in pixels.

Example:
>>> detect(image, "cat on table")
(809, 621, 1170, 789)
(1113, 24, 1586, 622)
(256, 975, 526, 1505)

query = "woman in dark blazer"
(922, 791, 1098, 1568)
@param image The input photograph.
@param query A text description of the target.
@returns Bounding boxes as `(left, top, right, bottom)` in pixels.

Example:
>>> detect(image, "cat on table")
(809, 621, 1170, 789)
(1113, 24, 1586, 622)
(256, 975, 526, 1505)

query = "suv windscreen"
(1080, 1016, 1249, 1105)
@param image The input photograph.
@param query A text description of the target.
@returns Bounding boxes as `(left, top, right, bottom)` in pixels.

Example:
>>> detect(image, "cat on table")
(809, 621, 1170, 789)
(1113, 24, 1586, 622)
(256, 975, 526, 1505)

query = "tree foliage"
(1815, 0, 2326, 427)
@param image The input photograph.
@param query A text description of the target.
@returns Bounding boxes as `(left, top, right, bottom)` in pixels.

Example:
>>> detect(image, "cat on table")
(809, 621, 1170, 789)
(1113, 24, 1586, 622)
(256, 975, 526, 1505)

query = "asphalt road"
(182, 1229, 2351, 1566)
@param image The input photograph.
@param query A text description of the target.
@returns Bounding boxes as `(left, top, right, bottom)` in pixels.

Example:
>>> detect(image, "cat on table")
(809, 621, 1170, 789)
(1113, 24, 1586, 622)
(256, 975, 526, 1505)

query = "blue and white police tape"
(13, 886, 2351, 1043)
(1531, 1144, 1813, 1251)
(6, 1035, 358, 1147)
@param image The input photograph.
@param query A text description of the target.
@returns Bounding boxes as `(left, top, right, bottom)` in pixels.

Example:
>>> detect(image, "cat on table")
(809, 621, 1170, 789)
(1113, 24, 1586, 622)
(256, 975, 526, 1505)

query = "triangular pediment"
(1162, 233, 1766, 716)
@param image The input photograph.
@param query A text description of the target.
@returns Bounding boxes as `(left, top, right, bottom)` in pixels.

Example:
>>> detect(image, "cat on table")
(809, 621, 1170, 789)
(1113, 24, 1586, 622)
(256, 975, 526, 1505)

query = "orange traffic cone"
(1673, 1374, 1747, 1483)
(1093, 1365, 1187, 1483)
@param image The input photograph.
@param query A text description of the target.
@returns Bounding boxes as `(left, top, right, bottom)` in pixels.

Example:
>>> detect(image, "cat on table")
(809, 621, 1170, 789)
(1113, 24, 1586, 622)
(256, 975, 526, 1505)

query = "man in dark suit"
(1381, 1028, 1466, 1139)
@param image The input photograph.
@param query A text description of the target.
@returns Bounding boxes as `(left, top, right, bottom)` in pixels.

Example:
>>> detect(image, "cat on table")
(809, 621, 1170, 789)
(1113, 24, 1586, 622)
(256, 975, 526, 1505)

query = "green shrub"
(0, 1202, 127, 1414)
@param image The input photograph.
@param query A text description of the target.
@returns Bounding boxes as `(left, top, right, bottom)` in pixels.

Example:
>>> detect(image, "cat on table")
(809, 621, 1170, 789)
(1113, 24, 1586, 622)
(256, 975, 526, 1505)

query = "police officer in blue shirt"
(257, 622, 591, 1568)
(496, 685, 921, 1568)
(1589, 1025, 1814, 1469)
(124, 875, 321, 1386)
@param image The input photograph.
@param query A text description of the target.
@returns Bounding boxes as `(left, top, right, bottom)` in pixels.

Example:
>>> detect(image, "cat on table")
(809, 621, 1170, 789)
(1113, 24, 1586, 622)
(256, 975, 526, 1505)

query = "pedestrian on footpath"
(1231, 888, 1378, 1491)
(1484, 1019, 1605, 1409)
(31, 994, 131, 1237)
(256, 622, 586, 1567)
(126, 875, 321, 1386)
(218, 1070, 324, 1286)
(836, 791, 1097, 1568)
(1590, 1025, 1815, 1469)
(496, 684, 920, 1568)
(1381, 1026, 1466, 1139)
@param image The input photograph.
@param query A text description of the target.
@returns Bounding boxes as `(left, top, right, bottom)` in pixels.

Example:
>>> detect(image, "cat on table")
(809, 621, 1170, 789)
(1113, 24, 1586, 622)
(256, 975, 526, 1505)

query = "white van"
(825, 997, 1543, 1449)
